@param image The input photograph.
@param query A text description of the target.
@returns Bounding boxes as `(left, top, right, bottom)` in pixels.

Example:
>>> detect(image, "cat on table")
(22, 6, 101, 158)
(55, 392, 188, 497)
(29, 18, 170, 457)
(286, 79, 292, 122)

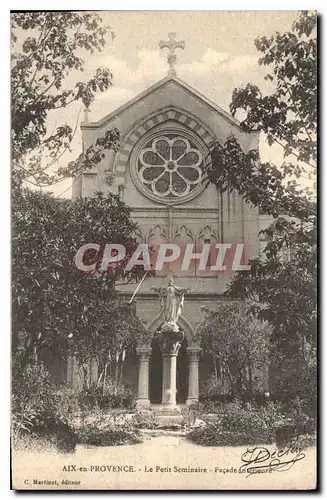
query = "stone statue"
(152, 278, 190, 332)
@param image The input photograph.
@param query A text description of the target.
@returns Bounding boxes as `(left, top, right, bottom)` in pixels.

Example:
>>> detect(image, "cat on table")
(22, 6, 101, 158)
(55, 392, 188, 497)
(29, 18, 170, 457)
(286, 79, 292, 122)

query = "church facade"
(68, 47, 269, 407)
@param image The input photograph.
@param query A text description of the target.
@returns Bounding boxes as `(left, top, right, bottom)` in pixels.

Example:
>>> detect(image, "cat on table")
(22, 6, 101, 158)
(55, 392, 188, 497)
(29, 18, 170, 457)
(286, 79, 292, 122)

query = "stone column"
(162, 352, 178, 406)
(136, 346, 151, 408)
(186, 347, 201, 406)
(158, 330, 184, 407)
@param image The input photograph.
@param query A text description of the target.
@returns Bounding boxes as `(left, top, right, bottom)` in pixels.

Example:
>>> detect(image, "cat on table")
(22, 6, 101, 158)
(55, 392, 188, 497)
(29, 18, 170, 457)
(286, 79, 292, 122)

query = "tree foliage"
(12, 189, 147, 376)
(11, 11, 119, 187)
(206, 10, 317, 218)
(11, 13, 152, 393)
(198, 302, 270, 397)
(230, 10, 316, 170)
(227, 217, 316, 353)
(207, 136, 315, 220)
(205, 11, 317, 397)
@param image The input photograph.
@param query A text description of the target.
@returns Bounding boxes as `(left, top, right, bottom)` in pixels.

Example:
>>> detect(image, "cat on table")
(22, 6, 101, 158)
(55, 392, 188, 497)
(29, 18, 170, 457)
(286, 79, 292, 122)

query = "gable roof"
(81, 76, 251, 132)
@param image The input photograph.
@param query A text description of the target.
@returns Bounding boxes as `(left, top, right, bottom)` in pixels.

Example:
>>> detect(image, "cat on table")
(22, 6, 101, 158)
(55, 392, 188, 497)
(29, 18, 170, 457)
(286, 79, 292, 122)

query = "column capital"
(136, 346, 152, 360)
(187, 346, 201, 361)
(157, 329, 184, 356)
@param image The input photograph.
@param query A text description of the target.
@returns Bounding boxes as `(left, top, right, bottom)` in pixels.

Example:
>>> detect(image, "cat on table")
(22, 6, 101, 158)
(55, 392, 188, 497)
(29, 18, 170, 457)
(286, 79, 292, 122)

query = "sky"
(21, 10, 308, 198)
(89, 10, 297, 114)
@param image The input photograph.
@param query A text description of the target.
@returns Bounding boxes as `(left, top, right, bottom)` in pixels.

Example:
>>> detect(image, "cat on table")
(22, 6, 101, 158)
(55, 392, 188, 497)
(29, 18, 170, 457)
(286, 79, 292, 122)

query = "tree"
(12, 189, 147, 377)
(66, 302, 146, 392)
(10, 12, 152, 392)
(206, 10, 316, 217)
(205, 10, 317, 398)
(11, 12, 119, 188)
(227, 217, 316, 353)
(230, 10, 316, 173)
(198, 302, 270, 398)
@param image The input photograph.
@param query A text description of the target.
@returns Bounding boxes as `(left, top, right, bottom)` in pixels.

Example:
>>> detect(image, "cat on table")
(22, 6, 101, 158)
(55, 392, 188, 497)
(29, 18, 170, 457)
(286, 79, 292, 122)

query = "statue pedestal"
(151, 281, 190, 400)
(162, 353, 179, 407)
(154, 328, 184, 426)
(156, 327, 184, 409)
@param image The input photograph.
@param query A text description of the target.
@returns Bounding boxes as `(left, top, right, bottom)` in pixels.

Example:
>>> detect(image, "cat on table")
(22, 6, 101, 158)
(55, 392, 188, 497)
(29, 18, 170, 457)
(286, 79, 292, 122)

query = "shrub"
(12, 362, 78, 453)
(12, 365, 142, 450)
(12, 362, 58, 440)
(132, 411, 159, 429)
(270, 350, 317, 409)
(53, 386, 82, 424)
(187, 398, 316, 447)
(199, 399, 283, 432)
(187, 399, 283, 446)
(77, 421, 141, 446)
(291, 433, 316, 451)
(282, 397, 316, 435)
(29, 414, 77, 453)
(78, 382, 135, 410)
(188, 426, 274, 447)
(13, 431, 60, 454)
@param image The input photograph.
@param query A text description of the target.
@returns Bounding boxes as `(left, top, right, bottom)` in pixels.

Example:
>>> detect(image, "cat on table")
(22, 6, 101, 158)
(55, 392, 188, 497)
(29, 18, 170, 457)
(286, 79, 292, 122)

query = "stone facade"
(69, 75, 266, 406)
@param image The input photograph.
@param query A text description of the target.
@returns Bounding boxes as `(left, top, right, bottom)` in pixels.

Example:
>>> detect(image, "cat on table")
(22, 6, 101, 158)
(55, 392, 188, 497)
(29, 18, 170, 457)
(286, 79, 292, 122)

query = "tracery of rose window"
(137, 134, 203, 199)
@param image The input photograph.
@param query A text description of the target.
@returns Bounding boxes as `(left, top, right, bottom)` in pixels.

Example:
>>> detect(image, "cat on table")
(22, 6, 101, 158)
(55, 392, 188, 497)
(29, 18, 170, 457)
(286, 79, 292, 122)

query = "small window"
(204, 238, 211, 267)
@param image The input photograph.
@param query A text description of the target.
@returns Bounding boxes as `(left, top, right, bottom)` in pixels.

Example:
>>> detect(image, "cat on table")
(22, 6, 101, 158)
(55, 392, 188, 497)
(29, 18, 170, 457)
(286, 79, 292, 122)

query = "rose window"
(137, 134, 203, 199)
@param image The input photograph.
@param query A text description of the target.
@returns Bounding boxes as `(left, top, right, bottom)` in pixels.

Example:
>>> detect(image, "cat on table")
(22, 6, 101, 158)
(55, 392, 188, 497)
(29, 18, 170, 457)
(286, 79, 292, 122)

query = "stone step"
(155, 415, 184, 428)
(140, 429, 186, 438)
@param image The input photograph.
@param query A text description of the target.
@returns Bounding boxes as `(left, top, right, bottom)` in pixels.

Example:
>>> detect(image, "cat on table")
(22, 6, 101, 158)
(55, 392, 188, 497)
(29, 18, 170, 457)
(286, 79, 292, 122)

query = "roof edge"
(81, 76, 257, 134)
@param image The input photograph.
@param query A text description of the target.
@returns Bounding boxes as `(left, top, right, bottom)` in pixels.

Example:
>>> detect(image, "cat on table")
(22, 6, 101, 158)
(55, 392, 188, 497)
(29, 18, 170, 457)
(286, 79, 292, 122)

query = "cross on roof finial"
(159, 33, 185, 77)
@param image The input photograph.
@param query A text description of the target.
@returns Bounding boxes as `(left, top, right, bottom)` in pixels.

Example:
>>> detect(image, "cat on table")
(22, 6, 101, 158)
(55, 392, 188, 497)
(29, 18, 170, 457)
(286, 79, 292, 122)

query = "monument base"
(154, 405, 181, 415)
(151, 404, 183, 427)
